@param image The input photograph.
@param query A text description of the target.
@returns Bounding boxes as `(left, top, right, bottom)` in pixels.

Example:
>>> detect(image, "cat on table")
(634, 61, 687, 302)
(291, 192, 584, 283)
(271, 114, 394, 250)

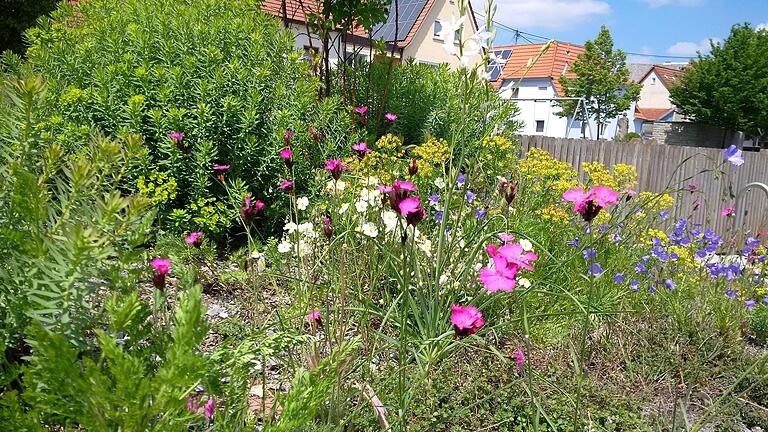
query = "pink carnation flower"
(479, 255, 520, 292)
(354, 106, 368, 115)
(398, 196, 426, 226)
(150, 258, 171, 275)
(324, 159, 350, 181)
(515, 348, 525, 371)
(721, 207, 735, 217)
(280, 147, 292, 159)
(168, 132, 184, 141)
(562, 186, 620, 223)
(185, 232, 204, 248)
(352, 141, 371, 157)
(212, 164, 230, 171)
(278, 179, 294, 192)
(384, 112, 397, 122)
(451, 304, 485, 337)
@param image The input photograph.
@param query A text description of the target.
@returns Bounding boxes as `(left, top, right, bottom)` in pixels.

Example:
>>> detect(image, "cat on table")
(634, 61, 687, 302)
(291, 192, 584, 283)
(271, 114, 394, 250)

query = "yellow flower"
(536, 205, 570, 223)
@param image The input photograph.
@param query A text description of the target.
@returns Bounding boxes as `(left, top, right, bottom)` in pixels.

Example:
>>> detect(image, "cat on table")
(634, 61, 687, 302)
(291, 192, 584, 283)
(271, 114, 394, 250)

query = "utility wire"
(475, 13, 697, 60)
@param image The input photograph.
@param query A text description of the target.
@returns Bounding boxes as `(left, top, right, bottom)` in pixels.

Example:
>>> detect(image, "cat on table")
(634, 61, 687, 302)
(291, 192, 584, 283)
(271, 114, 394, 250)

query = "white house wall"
(637, 70, 673, 109)
(499, 78, 637, 139)
(289, 24, 374, 64)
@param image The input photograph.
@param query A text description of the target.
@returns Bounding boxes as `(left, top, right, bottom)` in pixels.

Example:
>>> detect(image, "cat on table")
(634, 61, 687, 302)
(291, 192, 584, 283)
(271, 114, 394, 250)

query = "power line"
(475, 13, 697, 60)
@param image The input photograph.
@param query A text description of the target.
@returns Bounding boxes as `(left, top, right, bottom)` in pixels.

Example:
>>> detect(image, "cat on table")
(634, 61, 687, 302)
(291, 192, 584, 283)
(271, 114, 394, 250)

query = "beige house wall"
(638, 70, 673, 109)
(401, 0, 480, 68)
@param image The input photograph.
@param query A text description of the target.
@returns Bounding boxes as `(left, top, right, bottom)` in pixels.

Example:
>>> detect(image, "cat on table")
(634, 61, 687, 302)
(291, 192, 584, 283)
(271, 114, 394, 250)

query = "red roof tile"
(493, 41, 585, 96)
(640, 65, 685, 88)
(634, 106, 674, 121)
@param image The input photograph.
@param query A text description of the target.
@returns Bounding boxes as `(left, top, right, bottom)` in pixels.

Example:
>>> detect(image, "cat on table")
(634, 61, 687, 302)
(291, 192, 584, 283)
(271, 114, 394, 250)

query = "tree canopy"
(669, 24, 768, 140)
(558, 26, 640, 139)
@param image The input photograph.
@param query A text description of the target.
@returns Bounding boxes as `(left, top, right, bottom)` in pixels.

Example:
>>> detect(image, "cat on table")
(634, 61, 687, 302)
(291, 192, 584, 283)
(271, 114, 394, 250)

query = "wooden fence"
(516, 135, 768, 237)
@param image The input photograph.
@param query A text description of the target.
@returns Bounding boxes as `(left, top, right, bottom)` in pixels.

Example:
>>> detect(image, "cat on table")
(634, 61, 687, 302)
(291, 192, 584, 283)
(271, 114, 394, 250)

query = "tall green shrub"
(0, 76, 153, 353)
(24, 0, 335, 234)
(340, 60, 521, 146)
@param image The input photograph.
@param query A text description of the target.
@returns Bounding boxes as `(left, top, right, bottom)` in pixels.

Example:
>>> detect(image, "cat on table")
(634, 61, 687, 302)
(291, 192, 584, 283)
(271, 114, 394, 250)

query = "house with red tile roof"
(489, 41, 623, 138)
(261, 0, 480, 68)
(632, 64, 687, 138)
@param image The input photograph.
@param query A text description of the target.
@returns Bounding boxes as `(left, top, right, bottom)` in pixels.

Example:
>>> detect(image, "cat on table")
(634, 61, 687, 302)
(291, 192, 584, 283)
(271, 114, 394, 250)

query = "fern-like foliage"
(1, 284, 210, 431)
(0, 75, 153, 351)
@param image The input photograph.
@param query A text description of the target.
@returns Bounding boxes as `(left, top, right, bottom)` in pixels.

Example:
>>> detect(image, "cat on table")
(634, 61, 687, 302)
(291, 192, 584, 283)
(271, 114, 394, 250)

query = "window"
(434, 20, 442, 38)
(538, 86, 548, 91)
(536, 120, 545, 133)
(344, 50, 367, 65)
(454, 28, 461, 44)
(419, 60, 440, 68)
(651, 77, 657, 85)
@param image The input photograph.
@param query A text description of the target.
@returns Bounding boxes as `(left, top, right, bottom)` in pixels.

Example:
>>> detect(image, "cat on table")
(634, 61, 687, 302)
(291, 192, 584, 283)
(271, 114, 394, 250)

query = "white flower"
(361, 188, 380, 202)
(298, 222, 315, 236)
(434, 177, 446, 189)
(418, 239, 433, 257)
(439, 274, 448, 285)
(438, 15, 465, 55)
(474, 28, 494, 48)
(284, 222, 298, 233)
(325, 179, 346, 192)
(360, 222, 378, 238)
(355, 199, 369, 213)
(297, 239, 310, 257)
(296, 196, 309, 211)
(519, 239, 533, 251)
(518, 277, 531, 288)
(363, 176, 379, 186)
(251, 251, 267, 272)
(489, 51, 507, 66)
(382, 211, 398, 232)
(478, 69, 491, 81)
(339, 203, 350, 214)
(474, 262, 483, 271)
(277, 240, 293, 253)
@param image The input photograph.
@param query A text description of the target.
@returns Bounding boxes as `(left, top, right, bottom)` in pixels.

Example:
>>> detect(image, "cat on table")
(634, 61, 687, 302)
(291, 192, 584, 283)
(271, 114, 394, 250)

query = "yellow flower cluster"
(637, 192, 675, 214)
(519, 148, 579, 196)
(643, 228, 669, 245)
(536, 205, 570, 223)
(375, 133, 405, 157)
(412, 136, 449, 178)
(345, 150, 399, 186)
(582, 162, 638, 191)
(669, 245, 695, 269)
(137, 170, 177, 205)
(479, 135, 518, 174)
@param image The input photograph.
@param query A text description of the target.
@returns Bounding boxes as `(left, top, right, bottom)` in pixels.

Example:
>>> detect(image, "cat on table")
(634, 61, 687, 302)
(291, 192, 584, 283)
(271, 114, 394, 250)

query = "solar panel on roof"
(487, 49, 512, 82)
(371, 0, 429, 42)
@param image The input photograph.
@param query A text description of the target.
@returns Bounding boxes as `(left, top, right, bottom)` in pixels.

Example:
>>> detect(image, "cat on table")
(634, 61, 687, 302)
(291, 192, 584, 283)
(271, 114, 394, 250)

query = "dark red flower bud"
(408, 158, 418, 176)
(152, 273, 166, 291)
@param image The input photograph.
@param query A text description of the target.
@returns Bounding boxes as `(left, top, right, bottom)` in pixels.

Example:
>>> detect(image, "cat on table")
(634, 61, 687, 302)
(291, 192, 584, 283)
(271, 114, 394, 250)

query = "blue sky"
(471, 0, 768, 63)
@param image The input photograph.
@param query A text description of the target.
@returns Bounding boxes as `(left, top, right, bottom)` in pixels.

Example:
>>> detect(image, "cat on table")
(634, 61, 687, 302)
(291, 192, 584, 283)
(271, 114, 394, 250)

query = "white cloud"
(481, 0, 611, 30)
(757, 22, 768, 31)
(667, 37, 720, 56)
(641, 0, 703, 7)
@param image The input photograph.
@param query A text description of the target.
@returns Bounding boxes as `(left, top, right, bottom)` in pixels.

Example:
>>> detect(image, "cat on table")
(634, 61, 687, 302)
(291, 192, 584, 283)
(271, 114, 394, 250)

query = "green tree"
(0, 0, 58, 54)
(558, 26, 640, 139)
(669, 24, 768, 141)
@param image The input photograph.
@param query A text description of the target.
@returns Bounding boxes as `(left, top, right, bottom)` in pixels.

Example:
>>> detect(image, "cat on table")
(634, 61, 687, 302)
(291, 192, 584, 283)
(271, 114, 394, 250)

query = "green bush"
(22, 0, 345, 236)
(0, 76, 153, 353)
(750, 304, 768, 343)
(339, 60, 521, 146)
